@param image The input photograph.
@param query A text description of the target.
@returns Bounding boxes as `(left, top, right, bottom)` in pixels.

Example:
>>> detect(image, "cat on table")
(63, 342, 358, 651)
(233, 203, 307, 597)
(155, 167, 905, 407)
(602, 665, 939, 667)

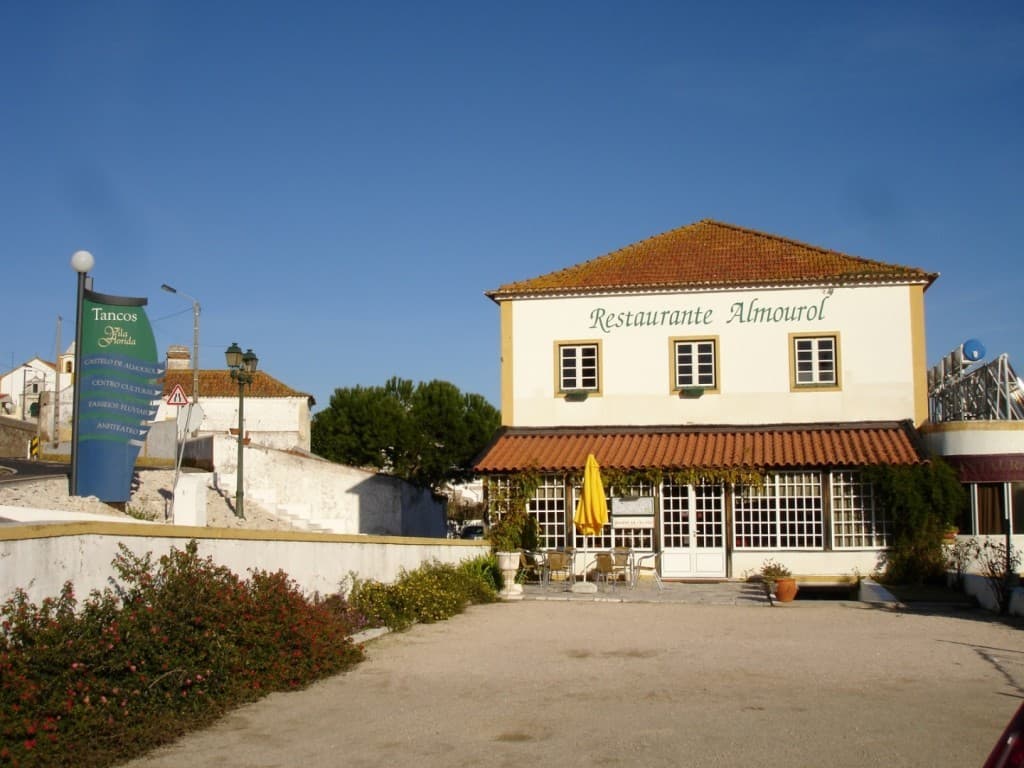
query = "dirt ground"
(122, 599, 1024, 768)
(0, 468, 293, 529)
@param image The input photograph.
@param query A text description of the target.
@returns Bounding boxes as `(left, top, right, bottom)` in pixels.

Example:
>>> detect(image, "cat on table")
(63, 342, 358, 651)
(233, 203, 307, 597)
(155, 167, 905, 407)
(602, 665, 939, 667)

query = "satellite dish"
(961, 338, 986, 363)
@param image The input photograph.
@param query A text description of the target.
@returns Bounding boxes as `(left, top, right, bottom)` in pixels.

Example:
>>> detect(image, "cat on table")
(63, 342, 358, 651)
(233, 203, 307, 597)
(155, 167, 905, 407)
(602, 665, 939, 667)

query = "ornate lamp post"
(225, 342, 258, 518)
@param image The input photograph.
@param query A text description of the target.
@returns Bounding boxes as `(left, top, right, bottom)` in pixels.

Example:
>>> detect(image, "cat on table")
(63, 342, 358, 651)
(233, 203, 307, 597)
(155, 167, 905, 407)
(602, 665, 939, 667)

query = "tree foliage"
(311, 377, 500, 490)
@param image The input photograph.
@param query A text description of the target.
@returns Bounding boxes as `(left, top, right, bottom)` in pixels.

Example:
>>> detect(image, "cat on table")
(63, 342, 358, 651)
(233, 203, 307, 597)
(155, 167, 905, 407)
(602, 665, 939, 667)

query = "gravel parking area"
(124, 599, 1024, 768)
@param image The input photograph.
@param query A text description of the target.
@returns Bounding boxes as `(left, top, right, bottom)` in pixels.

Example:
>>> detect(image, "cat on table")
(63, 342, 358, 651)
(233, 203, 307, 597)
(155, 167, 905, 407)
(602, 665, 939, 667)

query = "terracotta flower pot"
(774, 577, 799, 602)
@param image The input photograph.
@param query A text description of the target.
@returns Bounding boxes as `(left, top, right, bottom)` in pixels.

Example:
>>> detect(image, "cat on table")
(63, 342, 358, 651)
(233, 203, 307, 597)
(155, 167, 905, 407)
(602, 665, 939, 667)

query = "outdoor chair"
(592, 552, 617, 591)
(519, 550, 546, 583)
(611, 547, 633, 587)
(543, 549, 574, 588)
(631, 550, 664, 591)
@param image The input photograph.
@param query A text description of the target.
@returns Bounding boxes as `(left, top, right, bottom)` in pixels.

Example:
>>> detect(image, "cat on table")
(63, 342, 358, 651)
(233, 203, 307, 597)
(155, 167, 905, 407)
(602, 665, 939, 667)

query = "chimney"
(166, 345, 192, 370)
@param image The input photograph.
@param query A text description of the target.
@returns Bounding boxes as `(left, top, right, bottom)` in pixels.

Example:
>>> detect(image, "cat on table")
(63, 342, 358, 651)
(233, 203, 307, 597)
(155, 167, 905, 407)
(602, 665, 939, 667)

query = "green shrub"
(348, 556, 498, 631)
(459, 554, 501, 598)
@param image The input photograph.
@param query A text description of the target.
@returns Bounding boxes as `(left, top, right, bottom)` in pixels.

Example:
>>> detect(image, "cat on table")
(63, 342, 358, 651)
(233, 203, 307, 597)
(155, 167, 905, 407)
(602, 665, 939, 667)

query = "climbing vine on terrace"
(487, 466, 766, 512)
(862, 459, 967, 584)
(580, 466, 766, 493)
(485, 470, 543, 517)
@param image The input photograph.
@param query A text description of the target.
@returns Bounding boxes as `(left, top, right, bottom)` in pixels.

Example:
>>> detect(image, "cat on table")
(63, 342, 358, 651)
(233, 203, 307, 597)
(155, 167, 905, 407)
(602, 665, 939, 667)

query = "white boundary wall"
(0, 522, 489, 606)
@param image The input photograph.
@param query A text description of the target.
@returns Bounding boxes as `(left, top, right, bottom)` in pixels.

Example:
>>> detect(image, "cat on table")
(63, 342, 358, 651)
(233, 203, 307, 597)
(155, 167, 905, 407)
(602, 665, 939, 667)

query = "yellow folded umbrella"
(574, 453, 608, 536)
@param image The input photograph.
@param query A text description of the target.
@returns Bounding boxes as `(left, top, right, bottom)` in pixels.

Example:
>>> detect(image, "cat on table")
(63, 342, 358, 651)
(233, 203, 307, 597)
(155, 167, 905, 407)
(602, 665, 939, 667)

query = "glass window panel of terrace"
(693, 482, 725, 548)
(661, 481, 691, 549)
(777, 472, 823, 548)
(1014, 483, 1024, 535)
(831, 470, 890, 548)
(528, 475, 567, 550)
(560, 345, 598, 391)
(733, 482, 776, 549)
(976, 483, 1006, 535)
(486, 477, 514, 517)
(570, 484, 612, 550)
(734, 473, 824, 549)
(675, 340, 716, 388)
(609, 481, 654, 552)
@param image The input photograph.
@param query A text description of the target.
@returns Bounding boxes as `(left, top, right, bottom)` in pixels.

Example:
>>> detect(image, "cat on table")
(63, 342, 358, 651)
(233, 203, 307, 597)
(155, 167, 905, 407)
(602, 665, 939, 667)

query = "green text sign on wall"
(587, 294, 832, 333)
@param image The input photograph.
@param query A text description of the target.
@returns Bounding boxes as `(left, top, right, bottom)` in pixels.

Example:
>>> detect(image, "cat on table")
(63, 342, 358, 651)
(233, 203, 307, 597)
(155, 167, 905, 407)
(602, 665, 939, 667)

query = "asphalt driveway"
(124, 600, 1023, 768)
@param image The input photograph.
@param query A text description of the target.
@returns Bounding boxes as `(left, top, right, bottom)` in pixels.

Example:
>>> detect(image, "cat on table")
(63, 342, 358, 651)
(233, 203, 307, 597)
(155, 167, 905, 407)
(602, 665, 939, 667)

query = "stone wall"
(0, 522, 489, 605)
(0, 416, 37, 458)
(213, 438, 446, 537)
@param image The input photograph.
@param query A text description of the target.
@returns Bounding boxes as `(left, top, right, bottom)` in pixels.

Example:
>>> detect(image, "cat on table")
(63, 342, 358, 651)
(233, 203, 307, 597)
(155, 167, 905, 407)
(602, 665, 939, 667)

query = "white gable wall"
(508, 284, 920, 427)
(152, 395, 312, 452)
(0, 358, 56, 420)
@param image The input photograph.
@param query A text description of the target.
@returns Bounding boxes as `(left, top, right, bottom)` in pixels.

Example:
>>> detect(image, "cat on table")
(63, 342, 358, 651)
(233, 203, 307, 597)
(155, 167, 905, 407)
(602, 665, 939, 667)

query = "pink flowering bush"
(0, 541, 365, 767)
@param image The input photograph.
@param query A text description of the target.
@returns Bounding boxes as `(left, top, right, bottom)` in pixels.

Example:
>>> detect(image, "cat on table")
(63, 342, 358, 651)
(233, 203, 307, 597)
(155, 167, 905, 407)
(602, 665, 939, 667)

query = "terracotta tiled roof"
(162, 369, 313, 401)
(487, 220, 937, 298)
(473, 422, 925, 473)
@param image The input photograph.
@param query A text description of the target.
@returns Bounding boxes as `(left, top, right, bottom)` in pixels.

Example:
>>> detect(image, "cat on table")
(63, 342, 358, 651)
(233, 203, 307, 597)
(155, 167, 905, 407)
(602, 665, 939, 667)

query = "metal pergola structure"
(929, 353, 1024, 423)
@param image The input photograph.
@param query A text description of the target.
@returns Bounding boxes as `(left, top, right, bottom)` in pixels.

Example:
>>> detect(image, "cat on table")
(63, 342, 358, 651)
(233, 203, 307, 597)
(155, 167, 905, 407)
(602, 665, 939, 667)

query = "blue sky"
(2, 1, 1021, 411)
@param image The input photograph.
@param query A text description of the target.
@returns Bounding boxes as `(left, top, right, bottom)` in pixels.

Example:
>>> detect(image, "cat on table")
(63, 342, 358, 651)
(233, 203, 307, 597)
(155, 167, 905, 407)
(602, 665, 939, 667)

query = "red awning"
(474, 422, 925, 473)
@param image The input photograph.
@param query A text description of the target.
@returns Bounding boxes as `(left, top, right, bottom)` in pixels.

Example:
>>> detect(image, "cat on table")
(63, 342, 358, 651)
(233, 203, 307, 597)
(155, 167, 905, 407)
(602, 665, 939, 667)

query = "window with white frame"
(831, 470, 890, 548)
(693, 482, 725, 548)
(673, 338, 717, 390)
(558, 343, 599, 393)
(528, 475, 568, 550)
(487, 475, 568, 550)
(792, 334, 838, 387)
(733, 472, 824, 549)
(661, 480, 690, 549)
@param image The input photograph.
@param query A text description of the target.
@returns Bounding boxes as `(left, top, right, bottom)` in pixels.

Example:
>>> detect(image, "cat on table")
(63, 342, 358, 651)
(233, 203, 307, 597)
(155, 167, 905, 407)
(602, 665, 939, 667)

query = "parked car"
(459, 524, 485, 540)
(983, 701, 1024, 767)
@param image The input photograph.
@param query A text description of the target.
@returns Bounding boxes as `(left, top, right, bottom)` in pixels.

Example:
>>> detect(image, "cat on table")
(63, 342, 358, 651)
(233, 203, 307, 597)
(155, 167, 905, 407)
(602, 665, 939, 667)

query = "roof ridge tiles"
(487, 219, 937, 298)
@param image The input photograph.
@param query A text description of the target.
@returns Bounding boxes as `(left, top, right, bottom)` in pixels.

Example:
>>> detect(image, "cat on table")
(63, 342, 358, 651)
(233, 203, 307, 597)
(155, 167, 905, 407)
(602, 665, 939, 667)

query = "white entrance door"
(660, 482, 727, 579)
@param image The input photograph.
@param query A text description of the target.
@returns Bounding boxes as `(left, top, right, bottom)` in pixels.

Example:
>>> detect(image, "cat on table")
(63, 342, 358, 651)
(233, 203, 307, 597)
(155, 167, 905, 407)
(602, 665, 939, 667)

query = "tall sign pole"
(69, 251, 94, 495)
(53, 315, 62, 447)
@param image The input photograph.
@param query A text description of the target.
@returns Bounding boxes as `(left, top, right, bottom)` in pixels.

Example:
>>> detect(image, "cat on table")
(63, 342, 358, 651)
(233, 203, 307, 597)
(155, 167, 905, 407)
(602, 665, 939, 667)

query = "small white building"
(153, 345, 315, 455)
(0, 357, 57, 422)
(474, 219, 936, 581)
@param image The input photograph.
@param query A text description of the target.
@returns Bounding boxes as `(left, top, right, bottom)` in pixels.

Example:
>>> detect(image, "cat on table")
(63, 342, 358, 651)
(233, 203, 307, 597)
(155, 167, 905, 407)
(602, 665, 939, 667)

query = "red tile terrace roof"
(473, 422, 925, 473)
(162, 369, 313, 402)
(487, 219, 937, 299)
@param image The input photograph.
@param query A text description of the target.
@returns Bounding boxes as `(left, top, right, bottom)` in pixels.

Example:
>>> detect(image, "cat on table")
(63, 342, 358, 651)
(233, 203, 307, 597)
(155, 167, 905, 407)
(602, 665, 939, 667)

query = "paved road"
(124, 598, 1024, 768)
(0, 458, 68, 483)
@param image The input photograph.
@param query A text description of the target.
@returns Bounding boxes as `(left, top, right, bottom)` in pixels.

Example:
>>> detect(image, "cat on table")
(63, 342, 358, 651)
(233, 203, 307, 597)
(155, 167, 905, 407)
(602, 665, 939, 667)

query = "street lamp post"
(69, 249, 94, 496)
(225, 342, 258, 518)
(160, 284, 200, 402)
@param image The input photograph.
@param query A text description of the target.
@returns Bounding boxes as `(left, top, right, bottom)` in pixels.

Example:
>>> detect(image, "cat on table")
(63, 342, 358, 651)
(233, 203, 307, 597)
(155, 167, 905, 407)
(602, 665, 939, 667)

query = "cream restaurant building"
(474, 219, 934, 581)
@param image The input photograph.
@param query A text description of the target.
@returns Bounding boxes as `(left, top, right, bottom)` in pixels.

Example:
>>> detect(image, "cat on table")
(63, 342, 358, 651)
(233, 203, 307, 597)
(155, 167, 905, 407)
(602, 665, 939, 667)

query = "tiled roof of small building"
(162, 369, 313, 402)
(487, 219, 937, 299)
(473, 422, 925, 473)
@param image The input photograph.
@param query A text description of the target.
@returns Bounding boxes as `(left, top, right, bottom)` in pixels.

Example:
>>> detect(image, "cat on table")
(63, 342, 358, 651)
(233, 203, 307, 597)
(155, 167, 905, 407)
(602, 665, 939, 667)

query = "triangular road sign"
(166, 383, 190, 406)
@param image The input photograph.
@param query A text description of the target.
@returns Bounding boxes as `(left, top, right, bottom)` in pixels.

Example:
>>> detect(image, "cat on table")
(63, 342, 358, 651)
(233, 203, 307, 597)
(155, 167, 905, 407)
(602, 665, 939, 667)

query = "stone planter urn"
(496, 551, 523, 600)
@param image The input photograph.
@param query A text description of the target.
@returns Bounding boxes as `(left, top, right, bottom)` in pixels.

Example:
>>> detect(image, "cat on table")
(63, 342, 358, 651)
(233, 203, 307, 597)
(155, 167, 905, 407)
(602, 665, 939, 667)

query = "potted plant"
(760, 558, 798, 602)
(487, 512, 539, 600)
